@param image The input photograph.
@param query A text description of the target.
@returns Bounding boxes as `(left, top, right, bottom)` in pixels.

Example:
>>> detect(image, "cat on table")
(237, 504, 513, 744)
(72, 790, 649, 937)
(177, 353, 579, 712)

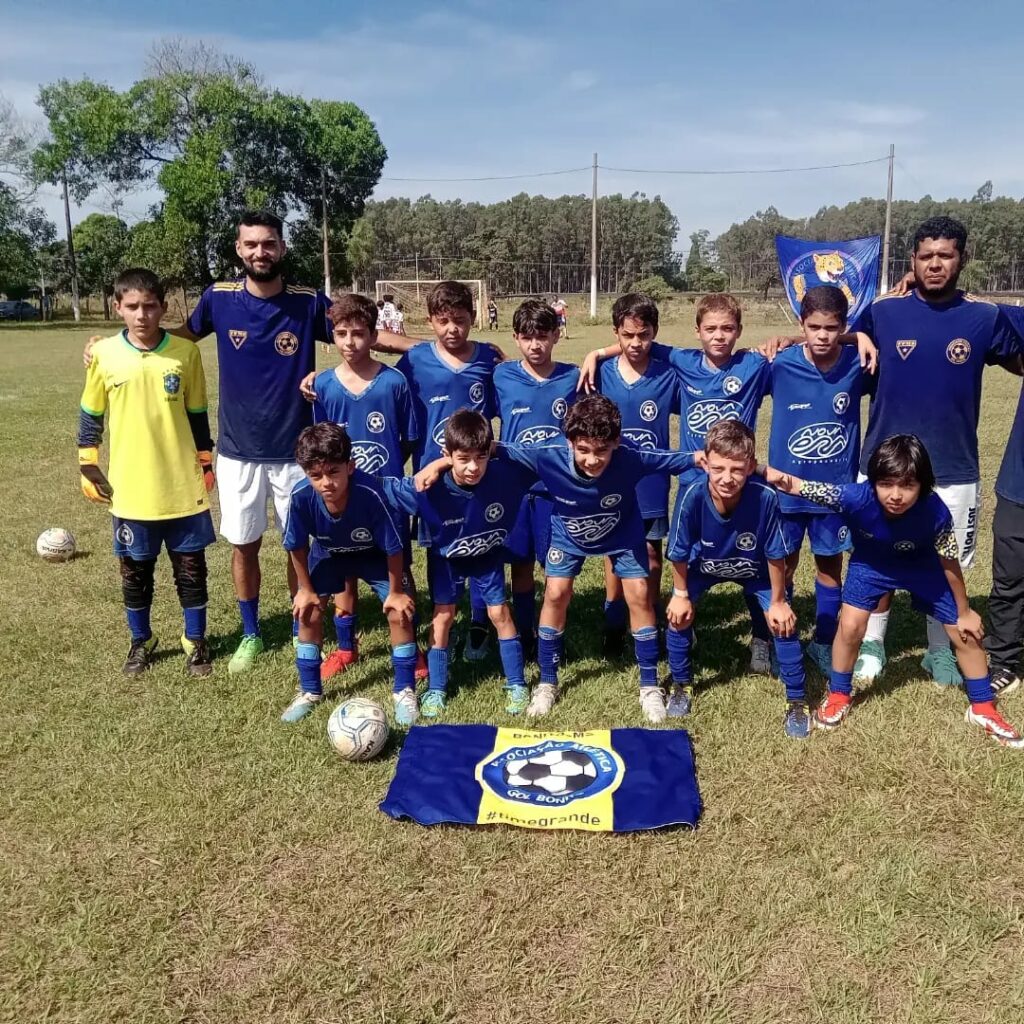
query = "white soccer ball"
(36, 528, 77, 563)
(327, 697, 389, 762)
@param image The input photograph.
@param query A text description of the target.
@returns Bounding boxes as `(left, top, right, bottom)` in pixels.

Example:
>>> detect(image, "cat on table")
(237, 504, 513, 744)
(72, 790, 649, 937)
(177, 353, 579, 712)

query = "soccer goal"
(375, 280, 485, 328)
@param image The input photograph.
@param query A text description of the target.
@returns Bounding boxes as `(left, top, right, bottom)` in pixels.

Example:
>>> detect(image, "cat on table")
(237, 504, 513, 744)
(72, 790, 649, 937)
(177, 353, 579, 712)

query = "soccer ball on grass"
(36, 528, 77, 563)
(327, 697, 389, 761)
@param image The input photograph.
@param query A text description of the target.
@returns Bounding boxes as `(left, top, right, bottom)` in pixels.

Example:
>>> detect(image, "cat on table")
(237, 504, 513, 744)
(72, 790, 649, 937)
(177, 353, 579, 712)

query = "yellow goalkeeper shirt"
(80, 331, 211, 521)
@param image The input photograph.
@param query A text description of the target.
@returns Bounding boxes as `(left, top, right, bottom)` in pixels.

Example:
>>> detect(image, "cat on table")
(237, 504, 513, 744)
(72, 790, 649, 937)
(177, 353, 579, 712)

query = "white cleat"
(526, 683, 558, 719)
(639, 687, 667, 724)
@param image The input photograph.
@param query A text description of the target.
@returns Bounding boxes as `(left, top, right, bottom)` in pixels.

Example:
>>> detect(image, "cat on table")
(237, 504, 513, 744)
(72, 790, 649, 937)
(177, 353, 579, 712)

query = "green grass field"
(4, 317, 1024, 1024)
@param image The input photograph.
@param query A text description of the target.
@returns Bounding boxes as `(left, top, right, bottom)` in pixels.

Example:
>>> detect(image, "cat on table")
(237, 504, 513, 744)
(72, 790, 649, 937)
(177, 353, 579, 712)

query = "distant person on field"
(394, 302, 407, 335)
(487, 298, 499, 330)
(552, 296, 568, 338)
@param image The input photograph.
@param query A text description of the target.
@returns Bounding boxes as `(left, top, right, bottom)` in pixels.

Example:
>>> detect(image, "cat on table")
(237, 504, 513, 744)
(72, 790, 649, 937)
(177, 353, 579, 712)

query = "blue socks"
(745, 592, 771, 642)
(183, 605, 206, 641)
(498, 636, 527, 687)
(126, 606, 151, 642)
(666, 625, 693, 684)
(296, 641, 322, 696)
(427, 647, 449, 692)
(814, 580, 841, 646)
(512, 590, 536, 646)
(538, 625, 564, 684)
(964, 674, 995, 704)
(773, 635, 806, 701)
(392, 642, 417, 693)
(830, 668, 854, 695)
(334, 613, 357, 651)
(603, 598, 627, 631)
(239, 597, 260, 637)
(633, 626, 659, 687)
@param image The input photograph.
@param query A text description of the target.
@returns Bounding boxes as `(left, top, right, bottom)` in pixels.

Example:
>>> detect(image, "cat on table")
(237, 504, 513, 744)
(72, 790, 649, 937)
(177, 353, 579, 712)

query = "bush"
(626, 275, 675, 302)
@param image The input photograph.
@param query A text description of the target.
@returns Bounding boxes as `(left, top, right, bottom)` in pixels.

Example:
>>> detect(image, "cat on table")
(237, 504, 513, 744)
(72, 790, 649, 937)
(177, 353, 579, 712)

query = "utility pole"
(62, 170, 80, 322)
(321, 168, 332, 296)
(881, 143, 895, 293)
(590, 152, 598, 318)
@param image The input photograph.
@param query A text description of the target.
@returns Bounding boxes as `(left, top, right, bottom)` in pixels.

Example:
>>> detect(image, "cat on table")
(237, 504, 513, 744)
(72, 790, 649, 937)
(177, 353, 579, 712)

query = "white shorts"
(216, 455, 305, 546)
(857, 475, 980, 569)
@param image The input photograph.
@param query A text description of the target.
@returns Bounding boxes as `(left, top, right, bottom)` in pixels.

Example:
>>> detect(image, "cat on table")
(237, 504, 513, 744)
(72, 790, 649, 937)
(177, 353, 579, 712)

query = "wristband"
(672, 588, 689, 598)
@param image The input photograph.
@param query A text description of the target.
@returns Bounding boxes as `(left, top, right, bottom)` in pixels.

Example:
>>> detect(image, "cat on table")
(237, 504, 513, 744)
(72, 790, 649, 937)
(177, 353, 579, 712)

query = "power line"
(379, 167, 591, 183)
(599, 156, 890, 176)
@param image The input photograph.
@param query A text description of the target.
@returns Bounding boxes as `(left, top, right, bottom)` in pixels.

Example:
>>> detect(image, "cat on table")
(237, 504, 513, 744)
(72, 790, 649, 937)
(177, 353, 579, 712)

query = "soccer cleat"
(526, 683, 559, 718)
(463, 624, 491, 663)
(749, 637, 772, 675)
(280, 691, 322, 724)
(420, 688, 448, 719)
(965, 704, 1024, 749)
(505, 684, 530, 715)
(639, 687, 667, 725)
(180, 635, 213, 678)
(602, 626, 627, 659)
(853, 639, 886, 682)
(666, 684, 693, 718)
(922, 646, 963, 688)
(991, 666, 1022, 698)
(228, 634, 265, 674)
(393, 687, 420, 727)
(806, 640, 832, 677)
(415, 648, 429, 681)
(123, 636, 158, 676)
(783, 701, 812, 739)
(815, 690, 853, 730)
(320, 647, 357, 681)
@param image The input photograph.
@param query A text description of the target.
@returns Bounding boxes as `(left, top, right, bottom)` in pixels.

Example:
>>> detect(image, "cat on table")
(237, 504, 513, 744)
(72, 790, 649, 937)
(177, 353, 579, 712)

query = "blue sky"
(3, 0, 1023, 246)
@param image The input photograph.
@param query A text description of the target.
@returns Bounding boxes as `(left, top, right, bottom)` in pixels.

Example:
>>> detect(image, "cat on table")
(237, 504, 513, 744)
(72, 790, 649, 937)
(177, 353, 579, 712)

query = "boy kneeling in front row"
(665, 420, 811, 738)
(763, 434, 1023, 747)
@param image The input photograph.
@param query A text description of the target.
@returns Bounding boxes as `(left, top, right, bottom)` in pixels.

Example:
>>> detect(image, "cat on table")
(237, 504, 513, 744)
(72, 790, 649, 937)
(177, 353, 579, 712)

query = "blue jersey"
(767, 345, 867, 514)
(312, 365, 418, 479)
(995, 305, 1024, 505)
(667, 476, 788, 582)
(395, 342, 501, 469)
(851, 291, 1020, 485)
(650, 344, 770, 450)
(596, 356, 681, 519)
(798, 480, 957, 570)
(494, 360, 579, 446)
(282, 470, 405, 566)
(500, 440, 694, 557)
(187, 281, 331, 462)
(383, 453, 535, 569)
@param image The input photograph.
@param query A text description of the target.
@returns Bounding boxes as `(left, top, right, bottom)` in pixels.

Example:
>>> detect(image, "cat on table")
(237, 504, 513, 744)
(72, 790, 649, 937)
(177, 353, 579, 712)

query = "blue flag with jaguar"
(379, 726, 701, 832)
(776, 234, 881, 324)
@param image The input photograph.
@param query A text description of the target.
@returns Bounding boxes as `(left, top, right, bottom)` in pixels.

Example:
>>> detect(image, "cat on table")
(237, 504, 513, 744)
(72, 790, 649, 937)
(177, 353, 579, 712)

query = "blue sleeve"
(281, 493, 310, 551)
(762, 491, 789, 561)
(497, 442, 543, 474)
(397, 377, 419, 443)
(187, 287, 215, 339)
(396, 352, 412, 380)
(370, 490, 405, 557)
(750, 354, 771, 404)
(77, 409, 104, 447)
(649, 341, 676, 364)
(382, 476, 419, 517)
(316, 293, 332, 345)
(636, 448, 695, 476)
(849, 301, 874, 339)
(668, 482, 699, 561)
(987, 308, 1023, 363)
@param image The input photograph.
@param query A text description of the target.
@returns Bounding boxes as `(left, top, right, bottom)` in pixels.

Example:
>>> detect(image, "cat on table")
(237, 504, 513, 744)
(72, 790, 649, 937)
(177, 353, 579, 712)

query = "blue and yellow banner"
(379, 725, 701, 832)
(776, 234, 881, 324)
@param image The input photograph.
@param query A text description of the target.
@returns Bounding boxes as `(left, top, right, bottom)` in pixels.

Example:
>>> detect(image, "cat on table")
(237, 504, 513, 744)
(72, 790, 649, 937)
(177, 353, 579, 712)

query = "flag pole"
(881, 143, 894, 293)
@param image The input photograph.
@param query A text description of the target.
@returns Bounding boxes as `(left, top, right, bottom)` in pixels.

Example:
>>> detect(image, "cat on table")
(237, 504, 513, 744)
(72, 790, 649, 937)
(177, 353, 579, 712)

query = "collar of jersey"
(430, 340, 479, 371)
(331, 363, 384, 400)
(700, 351, 741, 374)
(120, 329, 170, 355)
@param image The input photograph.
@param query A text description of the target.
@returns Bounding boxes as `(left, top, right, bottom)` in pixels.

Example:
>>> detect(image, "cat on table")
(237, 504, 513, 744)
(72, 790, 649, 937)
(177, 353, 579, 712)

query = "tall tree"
(73, 213, 128, 318)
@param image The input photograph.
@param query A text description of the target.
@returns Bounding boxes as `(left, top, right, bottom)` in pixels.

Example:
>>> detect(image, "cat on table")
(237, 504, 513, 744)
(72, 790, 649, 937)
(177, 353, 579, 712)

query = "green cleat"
(922, 646, 963, 688)
(228, 634, 265, 674)
(420, 688, 448, 719)
(505, 684, 530, 715)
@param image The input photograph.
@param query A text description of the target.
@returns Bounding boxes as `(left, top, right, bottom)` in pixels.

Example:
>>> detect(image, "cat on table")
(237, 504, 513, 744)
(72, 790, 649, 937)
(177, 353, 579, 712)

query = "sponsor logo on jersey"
(485, 502, 504, 523)
(894, 540, 916, 552)
(515, 425, 561, 446)
(787, 422, 849, 460)
(446, 530, 506, 559)
(699, 557, 760, 579)
(469, 382, 486, 404)
(788, 402, 811, 410)
(351, 528, 372, 544)
(552, 397, 568, 420)
(621, 428, 658, 451)
(684, 384, 703, 396)
(275, 331, 299, 356)
(229, 329, 248, 350)
(686, 400, 742, 436)
(366, 411, 386, 434)
(429, 394, 450, 404)
(832, 391, 851, 415)
(736, 532, 757, 551)
(163, 371, 181, 395)
(511, 406, 531, 414)
(600, 493, 622, 508)
(639, 400, 658, 422)
(351, 441, 390, 474)
(564, 512, 620, 545)
(722, 375, 743, 396)
(947, 338, 971, 364)
(896, 339, 916, 360)
(431, 417, 450, 448)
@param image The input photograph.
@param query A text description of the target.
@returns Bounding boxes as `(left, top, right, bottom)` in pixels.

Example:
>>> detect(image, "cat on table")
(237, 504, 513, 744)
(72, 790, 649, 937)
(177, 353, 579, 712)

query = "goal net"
(375, 280, 485, 329)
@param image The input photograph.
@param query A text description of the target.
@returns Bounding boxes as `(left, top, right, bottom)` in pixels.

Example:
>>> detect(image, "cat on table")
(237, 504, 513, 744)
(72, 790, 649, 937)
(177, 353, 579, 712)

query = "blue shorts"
(545, 543, 649, 580)
(644, 516, 669, 542)
(427, 550, 507, 607)
(842, 559, 958, 624)
(506, 493, 554, 565)
(688, 569, 773, 611)
(308, 552, 393, 602)
(779, 511, 851, 557)
(113, 512, 216, 560)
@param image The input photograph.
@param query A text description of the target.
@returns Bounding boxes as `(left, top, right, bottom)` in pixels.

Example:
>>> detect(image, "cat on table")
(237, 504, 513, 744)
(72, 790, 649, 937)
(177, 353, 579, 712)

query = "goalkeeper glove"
(198, 451, 215, 493)
(78, 447, 113, 504)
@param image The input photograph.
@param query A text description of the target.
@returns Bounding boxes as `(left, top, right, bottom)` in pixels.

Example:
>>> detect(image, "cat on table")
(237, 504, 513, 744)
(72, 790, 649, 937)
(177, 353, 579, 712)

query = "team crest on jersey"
(469, 382, 485, 404)
(275, 331, 299, 356)
(116, 523, 135, 546)
(896, 339, 916, 360)
(485, 503, 504, 523)
(736, 532, 757, 551)
(947, 338, 971, 364)
(600, 494, 622, 509)
(686, 400, 742, 436)
(162, 371, 181, 395)
(431, 418, 450, 448)
(515, 425, 560, 446)
(351, 441, 389, 474)
(552, 397, 568, 420)
(547, 547, 566, 565)
(622, 428, 658, 451)
(351, 528, 372, 544)
(832, 392, 851, 415)
(699, 557, 759, 579)
(564, 512, 620, 545)
(229, 329, 248, 350)
(366, 411, 386, 434)
(838, 526, 850, 542)
(446, 530, 506, 559)
(722, 375, 743, 396)
(894, 540, 916, 552)
(787, 422, 849, 460)
(639, 400, 659, 422)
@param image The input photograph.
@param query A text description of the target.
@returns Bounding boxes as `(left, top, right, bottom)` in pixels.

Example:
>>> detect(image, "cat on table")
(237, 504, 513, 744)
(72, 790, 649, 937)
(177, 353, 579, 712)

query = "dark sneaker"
(123, 636, 158, 676)
(666, 684, 693, 718)
(463, 624, 491, 663)
(181, 635, 213, 678)
(783, 700, 811, 739)
(991, 667, 1021, 698)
